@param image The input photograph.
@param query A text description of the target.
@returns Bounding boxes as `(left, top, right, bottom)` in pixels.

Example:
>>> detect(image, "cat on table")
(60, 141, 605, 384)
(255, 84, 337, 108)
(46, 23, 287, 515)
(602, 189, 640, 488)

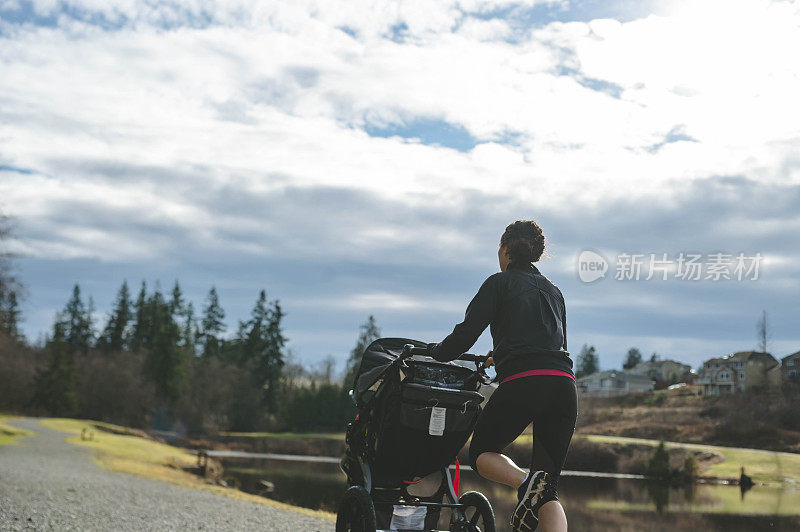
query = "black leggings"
(468, 375, 578, 493)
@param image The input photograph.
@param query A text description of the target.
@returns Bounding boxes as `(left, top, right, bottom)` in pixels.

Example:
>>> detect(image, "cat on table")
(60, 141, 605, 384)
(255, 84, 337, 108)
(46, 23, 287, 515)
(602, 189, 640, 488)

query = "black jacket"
(429, 262, 573, 381)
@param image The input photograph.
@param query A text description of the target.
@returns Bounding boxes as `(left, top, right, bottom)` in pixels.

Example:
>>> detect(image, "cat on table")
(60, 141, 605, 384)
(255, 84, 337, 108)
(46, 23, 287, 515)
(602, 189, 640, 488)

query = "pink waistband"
(500, 369, 575, 385)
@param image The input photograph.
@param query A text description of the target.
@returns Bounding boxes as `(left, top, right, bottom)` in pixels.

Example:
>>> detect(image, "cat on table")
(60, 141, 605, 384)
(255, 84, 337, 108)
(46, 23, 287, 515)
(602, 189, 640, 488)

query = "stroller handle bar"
(402, 344, 490, 374)
(458, 352, 489, 363)
(402, 344, 430, 357)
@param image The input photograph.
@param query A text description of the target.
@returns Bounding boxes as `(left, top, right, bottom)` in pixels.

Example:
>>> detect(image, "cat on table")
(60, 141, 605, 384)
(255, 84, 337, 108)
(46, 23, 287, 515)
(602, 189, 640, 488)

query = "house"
(577, 370, 654, 397)
(628, 359, 692, 388)
(782, 351, 800, 383)
(696, 351, 780, 396)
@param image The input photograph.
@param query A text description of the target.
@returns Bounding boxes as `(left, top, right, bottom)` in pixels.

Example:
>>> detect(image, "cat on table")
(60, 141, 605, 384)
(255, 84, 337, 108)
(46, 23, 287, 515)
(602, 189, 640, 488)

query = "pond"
(220, 457, 800, 531)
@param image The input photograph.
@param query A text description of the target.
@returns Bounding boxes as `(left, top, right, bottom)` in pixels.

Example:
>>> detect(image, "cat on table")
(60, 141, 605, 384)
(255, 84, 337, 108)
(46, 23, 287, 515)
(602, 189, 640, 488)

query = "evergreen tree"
(31, 316, 77, 415)
(201, 286, 226, 358)
(0, 210, 23, 334)
(0, 290, 22, 341)
(129, 281, 148, 352)
(98, 281, 132, 353)
(182, 301, 198, 354)
(259, 299, 286, 410)
(623, 347, 643, 370)
(343, 316, 381, 388)
(238, 290, 270, 366)
(576, 344, 599, 378)
(58, 284, 94, 354)
(142, 290, 186, 404)
(169, 280, 185, 318)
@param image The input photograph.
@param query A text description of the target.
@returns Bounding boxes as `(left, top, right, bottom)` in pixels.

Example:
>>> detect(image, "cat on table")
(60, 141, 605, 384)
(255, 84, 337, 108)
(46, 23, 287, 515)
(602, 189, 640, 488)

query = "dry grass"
(38, 418, 334, 521)
(0, 414, 32, 445)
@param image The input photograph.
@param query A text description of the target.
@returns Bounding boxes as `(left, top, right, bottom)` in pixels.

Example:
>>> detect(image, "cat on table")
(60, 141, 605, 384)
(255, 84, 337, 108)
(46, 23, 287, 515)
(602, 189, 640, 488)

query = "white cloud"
(298, 291, 464, 312)
(2, 0, 799, 355)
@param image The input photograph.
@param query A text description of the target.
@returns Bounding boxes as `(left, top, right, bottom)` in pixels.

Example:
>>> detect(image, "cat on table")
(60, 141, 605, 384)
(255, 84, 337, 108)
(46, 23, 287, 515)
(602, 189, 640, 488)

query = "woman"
(429, 220, 577, 532)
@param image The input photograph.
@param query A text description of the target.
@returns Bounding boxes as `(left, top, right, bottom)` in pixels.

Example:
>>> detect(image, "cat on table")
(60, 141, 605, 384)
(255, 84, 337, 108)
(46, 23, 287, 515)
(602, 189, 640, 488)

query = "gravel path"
(0, 418, 334, 531)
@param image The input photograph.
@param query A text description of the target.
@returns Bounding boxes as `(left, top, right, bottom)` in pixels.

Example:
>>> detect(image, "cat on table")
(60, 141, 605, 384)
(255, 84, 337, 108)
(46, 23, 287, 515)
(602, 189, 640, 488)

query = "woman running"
(429, 220, 577, 532)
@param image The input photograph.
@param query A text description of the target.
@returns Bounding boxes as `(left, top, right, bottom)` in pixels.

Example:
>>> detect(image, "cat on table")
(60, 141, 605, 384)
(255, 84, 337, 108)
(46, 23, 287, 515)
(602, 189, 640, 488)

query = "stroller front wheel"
(452, 491, 495, 532)
(336, 486, 376, 532)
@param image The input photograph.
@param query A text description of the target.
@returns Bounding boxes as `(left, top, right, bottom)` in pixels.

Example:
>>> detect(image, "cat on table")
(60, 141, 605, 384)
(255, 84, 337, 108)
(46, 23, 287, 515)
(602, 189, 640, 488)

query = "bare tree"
(756, 310, 770, 353)
(319, 355, 336, 384)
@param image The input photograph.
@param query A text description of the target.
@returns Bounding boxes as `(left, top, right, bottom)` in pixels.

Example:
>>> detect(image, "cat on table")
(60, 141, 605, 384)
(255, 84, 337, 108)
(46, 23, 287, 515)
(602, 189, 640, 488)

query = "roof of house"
(782, 351, 800, 361)
(632, 359, 690, 370)
(704, 351, 778, 369)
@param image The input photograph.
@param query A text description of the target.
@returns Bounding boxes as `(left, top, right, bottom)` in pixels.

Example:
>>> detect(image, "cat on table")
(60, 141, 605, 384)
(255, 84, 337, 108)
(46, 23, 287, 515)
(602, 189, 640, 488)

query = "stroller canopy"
(353, 337, 428, 399)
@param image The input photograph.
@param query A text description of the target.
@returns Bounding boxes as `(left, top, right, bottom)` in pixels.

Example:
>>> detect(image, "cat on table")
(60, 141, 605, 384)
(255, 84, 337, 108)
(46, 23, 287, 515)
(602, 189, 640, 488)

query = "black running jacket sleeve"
(429, 274, 499, 362)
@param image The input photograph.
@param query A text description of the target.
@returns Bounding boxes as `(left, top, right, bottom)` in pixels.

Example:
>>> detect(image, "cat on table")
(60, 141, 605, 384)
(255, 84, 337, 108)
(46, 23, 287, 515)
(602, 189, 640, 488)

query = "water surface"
(221, 457, 800, 531)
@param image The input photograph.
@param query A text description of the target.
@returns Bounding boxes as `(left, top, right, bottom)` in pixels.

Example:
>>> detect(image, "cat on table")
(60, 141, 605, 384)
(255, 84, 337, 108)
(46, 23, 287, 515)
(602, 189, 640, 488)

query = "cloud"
(1, 0, 799, 367)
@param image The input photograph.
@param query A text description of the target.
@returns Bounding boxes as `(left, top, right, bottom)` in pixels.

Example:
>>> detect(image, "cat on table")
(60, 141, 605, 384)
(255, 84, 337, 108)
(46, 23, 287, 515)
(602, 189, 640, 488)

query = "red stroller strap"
(454, 459, 460, 498)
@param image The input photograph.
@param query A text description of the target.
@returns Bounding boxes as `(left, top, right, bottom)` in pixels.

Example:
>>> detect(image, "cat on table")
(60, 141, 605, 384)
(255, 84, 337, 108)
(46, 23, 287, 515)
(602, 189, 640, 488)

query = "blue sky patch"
(645, 125, 698, 153)
(0, 164, 36, 175)
(364, 117, 479, 152)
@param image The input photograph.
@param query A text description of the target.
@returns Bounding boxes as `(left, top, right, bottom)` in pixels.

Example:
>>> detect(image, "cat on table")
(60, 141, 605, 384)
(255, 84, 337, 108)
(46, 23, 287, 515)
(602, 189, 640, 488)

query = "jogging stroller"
(337, 338, 496, 532)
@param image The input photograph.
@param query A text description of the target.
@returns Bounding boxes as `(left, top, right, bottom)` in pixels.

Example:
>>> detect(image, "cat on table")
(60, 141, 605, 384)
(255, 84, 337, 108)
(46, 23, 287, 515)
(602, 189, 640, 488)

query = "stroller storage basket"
(371, 381, 483, 485)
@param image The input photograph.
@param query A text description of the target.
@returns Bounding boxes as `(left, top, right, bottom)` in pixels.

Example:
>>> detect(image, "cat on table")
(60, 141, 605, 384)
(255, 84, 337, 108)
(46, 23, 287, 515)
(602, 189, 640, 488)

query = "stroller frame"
(337, 343, 496, 532)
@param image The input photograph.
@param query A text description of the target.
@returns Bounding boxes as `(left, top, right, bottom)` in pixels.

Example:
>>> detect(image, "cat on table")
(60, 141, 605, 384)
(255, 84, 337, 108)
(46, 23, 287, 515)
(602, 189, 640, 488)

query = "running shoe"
(510, 470, 552, 531)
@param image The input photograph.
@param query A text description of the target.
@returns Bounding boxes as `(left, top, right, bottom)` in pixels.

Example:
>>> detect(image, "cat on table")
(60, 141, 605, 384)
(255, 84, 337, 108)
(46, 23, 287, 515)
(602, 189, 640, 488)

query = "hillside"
(575, 387, 800, 453)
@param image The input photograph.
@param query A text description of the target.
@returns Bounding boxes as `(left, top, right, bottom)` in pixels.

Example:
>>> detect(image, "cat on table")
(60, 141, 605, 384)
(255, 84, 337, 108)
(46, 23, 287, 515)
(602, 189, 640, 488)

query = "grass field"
(583, 434, 800, 485)
(39, 418, 334, 521)
(0, 414, 32, 445)
(586, 482, 800, 516)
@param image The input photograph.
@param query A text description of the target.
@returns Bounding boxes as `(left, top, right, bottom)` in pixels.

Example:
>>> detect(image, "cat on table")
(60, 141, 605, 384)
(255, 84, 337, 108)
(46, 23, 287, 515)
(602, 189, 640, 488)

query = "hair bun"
(500, 220, 545, 264)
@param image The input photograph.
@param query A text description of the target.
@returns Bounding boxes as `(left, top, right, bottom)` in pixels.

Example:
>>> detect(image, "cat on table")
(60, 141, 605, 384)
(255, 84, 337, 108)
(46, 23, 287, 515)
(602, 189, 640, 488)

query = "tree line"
(0, 278, 381, 433)
(0, 209, 391, 433)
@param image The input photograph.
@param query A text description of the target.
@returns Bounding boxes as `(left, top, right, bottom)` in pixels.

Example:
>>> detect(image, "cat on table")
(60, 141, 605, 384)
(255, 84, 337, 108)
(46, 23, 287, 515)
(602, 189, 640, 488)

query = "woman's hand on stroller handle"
(402, 344, 491, 373)
(402, 344, 429, 358)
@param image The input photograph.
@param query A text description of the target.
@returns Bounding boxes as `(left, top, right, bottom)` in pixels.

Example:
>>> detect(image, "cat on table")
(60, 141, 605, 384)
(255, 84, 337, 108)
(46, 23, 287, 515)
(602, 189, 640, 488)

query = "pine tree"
(259, 299, 286, 410)
(182, 301, 198, 355)
(169, 281, 185, 318)
(0, 211, 23, 330)
(343, 316, 381, 388)
(129, 281, 148, 352)
(201, 286, 226, 358)
(31, 315, 77, 415)
(98, 281, 132, 353)
(59, 284, 94, 354)
(239, 290, 269, 365)
(143, 290, 186, 404)
(0, 290, 22, 341)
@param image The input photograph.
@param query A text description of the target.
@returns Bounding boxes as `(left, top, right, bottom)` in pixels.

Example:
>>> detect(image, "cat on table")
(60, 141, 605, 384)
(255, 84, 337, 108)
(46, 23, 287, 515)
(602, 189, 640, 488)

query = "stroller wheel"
(336, 486, 376, 532)
(451, 491, 495, 532)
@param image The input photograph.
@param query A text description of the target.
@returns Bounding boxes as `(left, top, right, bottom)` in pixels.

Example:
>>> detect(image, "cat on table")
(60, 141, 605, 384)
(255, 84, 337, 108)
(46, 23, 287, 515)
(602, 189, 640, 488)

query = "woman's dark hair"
(500, 220, 546, 264)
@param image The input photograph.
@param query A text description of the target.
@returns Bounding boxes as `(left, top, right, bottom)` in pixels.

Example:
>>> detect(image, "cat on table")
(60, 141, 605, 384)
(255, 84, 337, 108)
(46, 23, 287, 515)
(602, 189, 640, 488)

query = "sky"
(1, 0, 799, 373)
